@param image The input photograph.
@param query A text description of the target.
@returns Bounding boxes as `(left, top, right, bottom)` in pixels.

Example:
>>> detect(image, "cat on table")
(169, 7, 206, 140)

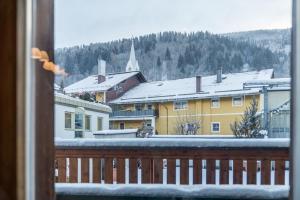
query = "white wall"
(55, 104, 110, 139)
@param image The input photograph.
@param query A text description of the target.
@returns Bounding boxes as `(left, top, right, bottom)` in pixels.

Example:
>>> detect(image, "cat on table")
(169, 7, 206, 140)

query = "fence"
(55, 138, 289, 186)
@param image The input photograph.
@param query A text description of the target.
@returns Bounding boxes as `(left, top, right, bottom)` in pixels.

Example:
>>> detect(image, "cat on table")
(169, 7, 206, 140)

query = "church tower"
(126, 40, 140, 72)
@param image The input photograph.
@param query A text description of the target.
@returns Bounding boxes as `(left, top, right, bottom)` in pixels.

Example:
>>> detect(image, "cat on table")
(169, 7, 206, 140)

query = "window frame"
(97, 117, 103, 131)
(211, 122, 221, 133)
(232, 96, 243, 107)
(85, 115, 91, 131)
(135, 103, 144, 111)
(64, 112, 73, 130)
(211, 98, 220, 108)
(173, 100, 188, 110)
(147, 104, 153, 110)
(119, 122, 125, 129)
(14, 0, 299, 199)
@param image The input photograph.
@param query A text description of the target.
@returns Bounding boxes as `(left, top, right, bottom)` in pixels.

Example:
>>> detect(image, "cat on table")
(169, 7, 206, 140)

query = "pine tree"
(156, 56, 162, 67)
(230, 97, 262, 138)
(165, 47, 171, 60)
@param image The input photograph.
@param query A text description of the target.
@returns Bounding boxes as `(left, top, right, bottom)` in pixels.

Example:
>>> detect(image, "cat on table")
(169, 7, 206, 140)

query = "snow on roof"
(244, 78, 291, 89)
(56, 184, 289, 199)
(110, 69, 274, 104)
(54, 83, 60, 91)
(55, 92, 112, 113)
(64, 71, 142, 94)
(93, 129, 138, 135)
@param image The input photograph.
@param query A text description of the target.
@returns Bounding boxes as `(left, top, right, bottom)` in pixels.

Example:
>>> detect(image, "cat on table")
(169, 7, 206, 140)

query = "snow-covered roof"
(93, 129, 138, 135)
(110, 69, 274, 104)
(64, 71, 145, 94)
(55, 92, 112, 113)
(54, 83, 60, 91)
(244, 77, 290, 90)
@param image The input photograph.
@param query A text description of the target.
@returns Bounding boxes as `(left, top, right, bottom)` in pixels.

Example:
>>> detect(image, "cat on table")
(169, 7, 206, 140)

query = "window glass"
(211, 98, 220, 108)
(97, 117, 103, 131)
(147, 104, 153, 110)
(211, 122, 220, 133)
(174, 101, 188, 110)
(64, 112, 72, 129)
(135, 104, 143, 111)
(85, 115, 91, 131)
(232, 96, 243, 107)
(75, 113, 83, 130)
(119, 122, 125, 129)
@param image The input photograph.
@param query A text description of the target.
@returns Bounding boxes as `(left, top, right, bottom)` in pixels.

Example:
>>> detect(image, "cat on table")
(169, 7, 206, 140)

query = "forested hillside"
(55, 30, 289, 85)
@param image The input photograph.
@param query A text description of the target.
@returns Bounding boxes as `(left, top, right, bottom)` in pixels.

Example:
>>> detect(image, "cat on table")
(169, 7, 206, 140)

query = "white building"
(55, 93, 111, 139)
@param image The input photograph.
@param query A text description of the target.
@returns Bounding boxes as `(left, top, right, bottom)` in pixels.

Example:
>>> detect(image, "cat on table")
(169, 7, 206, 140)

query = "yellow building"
(109, 69, 275, 135)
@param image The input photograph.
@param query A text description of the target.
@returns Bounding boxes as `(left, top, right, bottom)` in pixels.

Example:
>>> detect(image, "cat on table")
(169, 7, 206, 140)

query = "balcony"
(110, 109, 158, 118)
(55, 138, 289, 200)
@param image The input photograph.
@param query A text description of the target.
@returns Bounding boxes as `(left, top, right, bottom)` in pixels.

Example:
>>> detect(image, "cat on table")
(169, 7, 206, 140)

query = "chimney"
(98, 59, 106, 84)
(196, 75, 202, 93)
(216, 69, 222, 83)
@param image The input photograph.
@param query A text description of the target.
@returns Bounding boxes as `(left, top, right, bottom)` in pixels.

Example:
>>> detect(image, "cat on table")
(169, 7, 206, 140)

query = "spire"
(126, 39, 140, 72)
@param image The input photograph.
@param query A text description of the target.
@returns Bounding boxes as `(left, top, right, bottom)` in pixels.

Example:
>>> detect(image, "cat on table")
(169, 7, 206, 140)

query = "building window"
(64, 112, 72, 129)
(174, 101, 188, 110)
(97, 117, 103, 131)
(135, 104, 143, 111)
(119, 122, 125, 129)
(211, 98, 220, 108)
(211, 122, 220, 133)
(146, 122, 152, 127)
(75, 113, 84, 130)
(232, 96, 243, 107)
(85, 115, 91, 131)
(147, 104, 153, 110)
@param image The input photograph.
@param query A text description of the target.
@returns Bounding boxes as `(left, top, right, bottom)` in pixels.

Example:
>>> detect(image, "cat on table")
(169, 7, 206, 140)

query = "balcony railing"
(110, 109, 158, 118)
(55, 138, 289, 200)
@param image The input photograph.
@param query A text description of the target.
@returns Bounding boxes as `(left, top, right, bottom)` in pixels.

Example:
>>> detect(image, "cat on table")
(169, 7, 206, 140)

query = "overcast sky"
(55, 0, 292, 48)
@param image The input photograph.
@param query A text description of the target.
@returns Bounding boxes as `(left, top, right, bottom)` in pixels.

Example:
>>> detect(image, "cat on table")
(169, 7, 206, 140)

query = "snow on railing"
(56, 184, 289, 200)
(55, 138, 289, 187)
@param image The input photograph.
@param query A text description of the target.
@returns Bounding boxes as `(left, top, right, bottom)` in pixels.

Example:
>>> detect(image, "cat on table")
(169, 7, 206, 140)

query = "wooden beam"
(0, 0, 17, 199)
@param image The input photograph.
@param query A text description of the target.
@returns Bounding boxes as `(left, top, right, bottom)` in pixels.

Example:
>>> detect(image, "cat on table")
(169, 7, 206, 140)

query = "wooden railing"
(55, 138, 289, 186)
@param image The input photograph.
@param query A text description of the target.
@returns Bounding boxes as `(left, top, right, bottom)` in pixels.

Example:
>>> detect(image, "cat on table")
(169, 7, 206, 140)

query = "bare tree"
(175, 111, 201, 135)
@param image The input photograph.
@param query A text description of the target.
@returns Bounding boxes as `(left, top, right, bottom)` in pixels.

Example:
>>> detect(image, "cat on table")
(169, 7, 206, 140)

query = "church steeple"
(126, 39, 140, 72)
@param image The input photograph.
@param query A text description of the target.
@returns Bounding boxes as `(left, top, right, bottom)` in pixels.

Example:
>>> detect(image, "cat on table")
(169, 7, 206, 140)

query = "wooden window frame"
(1, 0, 300, 200)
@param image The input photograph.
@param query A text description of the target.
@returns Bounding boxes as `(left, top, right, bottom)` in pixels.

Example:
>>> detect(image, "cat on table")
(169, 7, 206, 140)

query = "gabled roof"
(64, 71, 146, 94)
(110, 69, 274, 104)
